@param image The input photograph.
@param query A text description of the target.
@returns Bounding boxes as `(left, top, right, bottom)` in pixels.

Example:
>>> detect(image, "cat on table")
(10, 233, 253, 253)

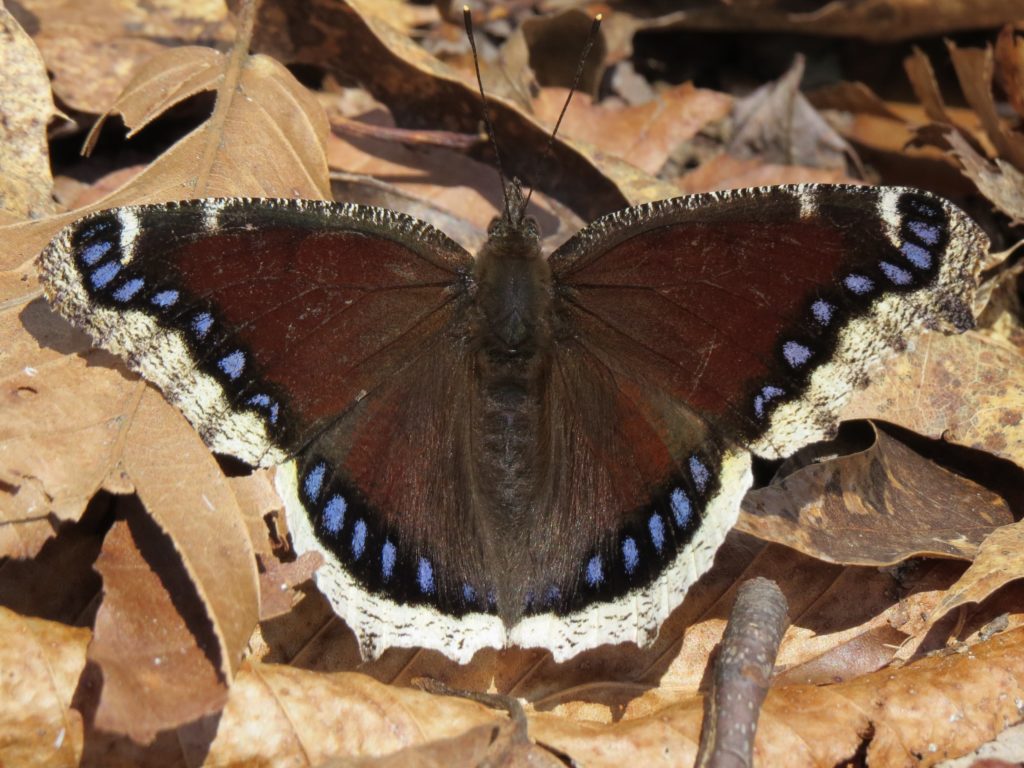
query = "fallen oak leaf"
(258, 551, 324, 621)
(843, 329, 1024, 467)
(946, 38, 1024, 172)
(20, 0, 234, 115)
(0, 293, 140, 559)
(930, 520, 1024, 626)
(737, 421, 1013, 566)
(88, 502, 228, 745)
(602, 1, 1024, 45)
(119, 387, 259, 681)
(946, 129, 1024, 225)
(0, 7, 60, 220)
(995, 25, 1024, 121)
(252, 0, 634, 217)
(530, 82, 732, 177)
(0, 607, 87, 766)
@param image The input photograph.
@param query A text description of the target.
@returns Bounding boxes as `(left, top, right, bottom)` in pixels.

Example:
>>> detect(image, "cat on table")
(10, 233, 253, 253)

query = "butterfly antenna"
(464, 6, 512, 218)
(522, 13, 603, 214)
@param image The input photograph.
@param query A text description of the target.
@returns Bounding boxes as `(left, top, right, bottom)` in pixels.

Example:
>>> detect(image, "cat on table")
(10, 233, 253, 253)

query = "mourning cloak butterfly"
(39, 181, 984, 662)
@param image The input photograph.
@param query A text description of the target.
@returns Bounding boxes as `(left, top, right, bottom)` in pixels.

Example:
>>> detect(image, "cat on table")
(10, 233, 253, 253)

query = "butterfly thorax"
(470, 216, 557, 621)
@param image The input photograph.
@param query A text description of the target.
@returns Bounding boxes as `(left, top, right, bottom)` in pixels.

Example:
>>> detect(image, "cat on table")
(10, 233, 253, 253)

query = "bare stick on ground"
(696, 577, 790, 768)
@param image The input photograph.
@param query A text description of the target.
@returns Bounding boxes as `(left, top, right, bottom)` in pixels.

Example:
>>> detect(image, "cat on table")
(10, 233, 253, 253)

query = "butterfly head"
(486, 179, 541, 254)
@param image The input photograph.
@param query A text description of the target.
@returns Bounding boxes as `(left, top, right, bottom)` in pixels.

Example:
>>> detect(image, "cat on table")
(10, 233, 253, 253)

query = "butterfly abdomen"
(467, 222, 560, 621)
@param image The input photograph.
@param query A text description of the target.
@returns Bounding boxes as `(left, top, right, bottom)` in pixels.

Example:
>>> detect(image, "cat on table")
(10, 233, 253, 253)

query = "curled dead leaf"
(88, 508, 227, 745)
(738, 421, 1013, 565)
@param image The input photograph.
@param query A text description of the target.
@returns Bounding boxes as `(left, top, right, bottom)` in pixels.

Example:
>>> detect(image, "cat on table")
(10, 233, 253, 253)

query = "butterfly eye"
(486, 217, 503, 236)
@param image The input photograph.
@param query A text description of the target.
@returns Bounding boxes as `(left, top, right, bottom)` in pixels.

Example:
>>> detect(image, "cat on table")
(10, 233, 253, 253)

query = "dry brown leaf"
(0, 291, 140, 559)
(946, 39, 1024, 172)
(258, 551, 324, 621)
(676, 153, 853, 193)
(253, 0, 634, 218)
(843, 329, 1024, 467)
(728, 56, 859, 176)
(604, 0, 1024, 44)
(772, 624, 910, 687)
(6, 602, 1024, 766)
(88, 511, 227, 744)
(16, 0, 233, 114)
(0, 7, 59, 220)
(121, 388, 259, 680)
(83, 45, 224, 150)
(0, 607, 87, 765)
(737, 422, 1012, 565)
(995, 25, 1024, 121)
(932, 520, 1024, 622)
(946, 129, 1024, 225)
(531, 83, 732, 177)
(807, 79, 988, 193)
(905, 46, 962, 128)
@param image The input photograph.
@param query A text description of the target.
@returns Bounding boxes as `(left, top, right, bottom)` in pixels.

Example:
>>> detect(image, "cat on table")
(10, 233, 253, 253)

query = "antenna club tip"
(463, 4, 470, 12)
(595, 13, 603, 21)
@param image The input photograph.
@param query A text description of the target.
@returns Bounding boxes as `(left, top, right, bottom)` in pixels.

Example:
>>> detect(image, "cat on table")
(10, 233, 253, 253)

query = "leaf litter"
(0, 0, 1022, 764)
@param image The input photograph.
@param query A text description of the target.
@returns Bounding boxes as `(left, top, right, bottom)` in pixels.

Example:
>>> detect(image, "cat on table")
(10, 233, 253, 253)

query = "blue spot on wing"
(417, 558, 435, 594)
(880, 261, 913, 285)
(247, 393, 279, 424)
(648, 513, 665, 552)
(585, 555, 603, 587)
(901, 242, 933, 270)
(192, 312, 213, 339)
(351, 519, 366, 558)
(908, 221, 941, 245)
(622, 537, 639, 574)
(782, 340, 812, 368)
(303, 462, 326, 501)
(671, 488, 692, 527)
(112, 278, 144, 302)
(381, 540, 396, 581)
(462, 583, 476, 603)
(844, 274, 874, 294)
(152, 289, 179, 308)
(80, 241, 112, 266)
(218, 350, 246, 380)
(811, 299, 835, 325)
(754, 385, 786, 419)
(323, 495, 346, 534)
(90, 262, 121, 289)
(689, 456, 710, 493)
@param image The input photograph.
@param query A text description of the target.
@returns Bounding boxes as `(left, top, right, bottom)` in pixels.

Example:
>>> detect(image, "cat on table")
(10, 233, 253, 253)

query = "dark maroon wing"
(38, 198, 493, 621)
(532, 185, 984, 617)
(39, 198, 473, 465)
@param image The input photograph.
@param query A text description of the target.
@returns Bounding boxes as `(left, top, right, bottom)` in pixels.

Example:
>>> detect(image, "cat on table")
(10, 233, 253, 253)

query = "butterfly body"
(39, 184, 986, 662)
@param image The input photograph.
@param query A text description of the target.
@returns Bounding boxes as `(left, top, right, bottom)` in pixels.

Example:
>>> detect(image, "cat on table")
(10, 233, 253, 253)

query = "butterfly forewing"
(40, 199, 474, 467)
(550, 184, 983, 460)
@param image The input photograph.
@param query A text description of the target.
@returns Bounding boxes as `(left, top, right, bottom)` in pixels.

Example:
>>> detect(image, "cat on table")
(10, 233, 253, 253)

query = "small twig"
(696, 577, 790, 768)
(414, 677, 528, 740)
